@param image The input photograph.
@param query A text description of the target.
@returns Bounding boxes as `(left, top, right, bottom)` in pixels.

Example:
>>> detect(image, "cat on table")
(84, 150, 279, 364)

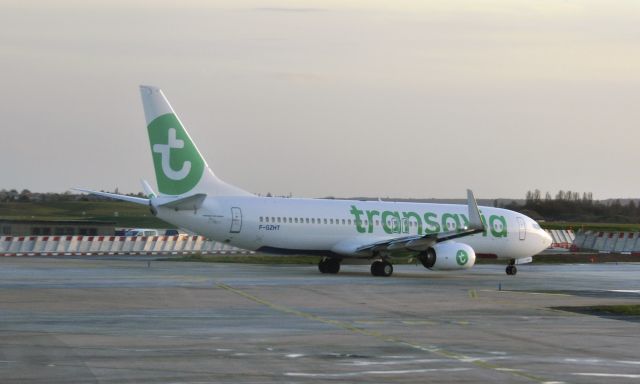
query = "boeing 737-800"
(77, 86, 552, 276)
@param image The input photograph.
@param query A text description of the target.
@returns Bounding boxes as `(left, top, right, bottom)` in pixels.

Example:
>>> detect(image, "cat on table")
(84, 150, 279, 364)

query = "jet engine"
(418, 242, 476, 270)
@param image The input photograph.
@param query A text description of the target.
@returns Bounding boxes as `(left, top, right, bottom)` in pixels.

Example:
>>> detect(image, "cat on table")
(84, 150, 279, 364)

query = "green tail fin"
(140, 86, 251, 197)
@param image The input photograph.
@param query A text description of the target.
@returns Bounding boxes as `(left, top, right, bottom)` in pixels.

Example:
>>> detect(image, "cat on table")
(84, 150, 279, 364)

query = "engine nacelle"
(418, 242, 476, 271)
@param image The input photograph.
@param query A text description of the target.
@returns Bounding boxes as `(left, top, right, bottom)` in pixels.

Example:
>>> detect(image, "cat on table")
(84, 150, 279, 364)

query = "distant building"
(0, 219, 116, 236)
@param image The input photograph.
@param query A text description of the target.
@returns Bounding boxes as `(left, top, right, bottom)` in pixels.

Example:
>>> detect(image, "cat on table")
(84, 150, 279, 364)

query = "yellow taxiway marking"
(481, 289, 572, 297)
(217, 283, 550, 383)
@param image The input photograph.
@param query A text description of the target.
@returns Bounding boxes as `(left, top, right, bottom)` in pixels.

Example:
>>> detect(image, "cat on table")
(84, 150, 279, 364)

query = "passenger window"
(330, 219, 333, 224)
(311, 218, 315, 224)
(348, 219, 352, 225)
(294, 218, 298, 223)
(288, 218, 292, 223)
(271, 217, 275, 223)
(265, 217, 269, 223)
(324, 219, 327, 224)
(277, 217, 281, 223)
(342, 219, 345, 225)
(259, 216, 263, 222)
(305, 218, 309, 223)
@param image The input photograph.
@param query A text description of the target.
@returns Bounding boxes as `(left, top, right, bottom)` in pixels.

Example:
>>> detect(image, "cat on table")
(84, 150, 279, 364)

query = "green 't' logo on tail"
(147, 114, 204, 195)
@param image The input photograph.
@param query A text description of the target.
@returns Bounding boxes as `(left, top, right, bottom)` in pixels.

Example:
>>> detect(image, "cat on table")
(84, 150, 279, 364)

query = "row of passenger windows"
(260, 216, 353, 225)
(258, 216, 422, 228)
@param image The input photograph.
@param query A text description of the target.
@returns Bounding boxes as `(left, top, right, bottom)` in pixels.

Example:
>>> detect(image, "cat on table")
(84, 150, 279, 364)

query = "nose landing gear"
(506, 259, 517, 275)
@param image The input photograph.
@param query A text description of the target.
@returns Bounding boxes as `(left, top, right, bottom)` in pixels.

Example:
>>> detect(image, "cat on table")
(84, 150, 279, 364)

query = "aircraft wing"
(337, 189, 485, 257)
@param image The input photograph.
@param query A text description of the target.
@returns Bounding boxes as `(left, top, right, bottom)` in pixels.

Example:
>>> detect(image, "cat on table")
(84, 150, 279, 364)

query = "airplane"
(76, 86, 552, 277)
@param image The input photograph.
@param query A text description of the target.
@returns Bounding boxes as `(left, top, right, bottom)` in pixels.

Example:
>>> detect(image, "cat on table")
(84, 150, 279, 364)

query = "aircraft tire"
(506, 265, 517, 275)
(370, 261, 381, 276)
(318, 258, 329, 273)
(371, 260, 393, 277)
(327, 258, 340, 274)
(380, 261, 393, 277)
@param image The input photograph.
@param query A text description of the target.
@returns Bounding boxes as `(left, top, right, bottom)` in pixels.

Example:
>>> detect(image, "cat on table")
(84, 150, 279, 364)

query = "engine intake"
(418, 242, 476, 270)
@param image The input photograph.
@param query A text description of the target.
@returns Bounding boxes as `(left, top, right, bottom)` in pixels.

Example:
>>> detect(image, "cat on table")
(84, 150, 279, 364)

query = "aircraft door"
(230, 207, 242, 233)
(401, 218, 410, 234)
(516, 217, 526, 240)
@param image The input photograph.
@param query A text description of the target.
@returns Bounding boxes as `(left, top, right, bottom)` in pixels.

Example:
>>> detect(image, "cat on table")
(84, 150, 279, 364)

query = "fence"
(0, 235, 252, 256)
(3, 230, 639, 257)
(546, 229, 575, 250)
(573, 231, 640, 254)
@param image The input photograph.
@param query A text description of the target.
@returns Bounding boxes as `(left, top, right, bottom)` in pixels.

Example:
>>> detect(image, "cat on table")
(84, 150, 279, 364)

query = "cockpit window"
(532, 222, 541, 230)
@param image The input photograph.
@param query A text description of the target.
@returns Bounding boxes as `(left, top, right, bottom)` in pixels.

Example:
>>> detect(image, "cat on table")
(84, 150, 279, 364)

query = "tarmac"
(0, 256, 639, 383)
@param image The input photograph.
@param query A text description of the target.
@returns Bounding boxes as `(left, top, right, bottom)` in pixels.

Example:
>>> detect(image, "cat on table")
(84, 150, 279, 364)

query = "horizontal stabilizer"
(158, 193, 207, 211)
(72, 188, 150, 205)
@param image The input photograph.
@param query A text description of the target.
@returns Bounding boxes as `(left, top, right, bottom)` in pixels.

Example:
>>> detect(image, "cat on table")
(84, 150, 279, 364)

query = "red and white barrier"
(0, 235, 252, 256)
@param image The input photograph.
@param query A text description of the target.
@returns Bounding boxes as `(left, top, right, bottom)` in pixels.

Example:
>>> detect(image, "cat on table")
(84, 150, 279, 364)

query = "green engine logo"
(456, 249, 469, 266)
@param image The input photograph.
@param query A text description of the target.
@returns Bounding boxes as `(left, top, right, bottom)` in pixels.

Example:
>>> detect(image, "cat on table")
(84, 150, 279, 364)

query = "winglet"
(466, 189, 485, 230)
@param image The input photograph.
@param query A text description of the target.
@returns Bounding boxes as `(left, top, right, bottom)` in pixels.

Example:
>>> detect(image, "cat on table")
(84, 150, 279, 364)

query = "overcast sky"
(1, 0, 639, 199)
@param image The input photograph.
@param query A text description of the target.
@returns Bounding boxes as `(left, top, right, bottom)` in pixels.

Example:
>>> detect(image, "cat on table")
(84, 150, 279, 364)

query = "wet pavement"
(0, 257, 639, 383)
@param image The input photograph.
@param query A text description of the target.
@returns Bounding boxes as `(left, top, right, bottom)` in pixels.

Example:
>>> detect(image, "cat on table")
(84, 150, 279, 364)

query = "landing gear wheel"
(370, 260, 393, 277)
(506, 265, 517, 275)
(318, 258, 340, 274)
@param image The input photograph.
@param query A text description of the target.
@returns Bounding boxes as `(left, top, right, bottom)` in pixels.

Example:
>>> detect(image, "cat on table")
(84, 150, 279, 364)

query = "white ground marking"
(609, 290, 640, 294)
(564, 358, 602, 364)
(460, 356, 511, 363)
(343, 358, 448, 366)
(573, 373, 640, 379)
(285, 354, 305, 358)
(285, 367, 471, 377)
(618, 361, 640, 365)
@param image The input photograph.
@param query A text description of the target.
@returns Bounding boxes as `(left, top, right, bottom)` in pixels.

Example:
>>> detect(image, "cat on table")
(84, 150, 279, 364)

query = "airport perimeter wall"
(573, 231, 640, 254)
(547, 229, 575, 250)
(0, 235, 253, 256)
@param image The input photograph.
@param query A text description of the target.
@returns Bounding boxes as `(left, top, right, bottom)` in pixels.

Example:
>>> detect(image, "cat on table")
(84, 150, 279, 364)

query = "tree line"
(504, 189, 640, 223)
(0, 189, 145, 203)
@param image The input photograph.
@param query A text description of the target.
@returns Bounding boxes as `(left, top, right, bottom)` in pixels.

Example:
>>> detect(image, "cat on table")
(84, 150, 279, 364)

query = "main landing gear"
(318, 257, 340, 274)
(370, 260, 393, 277)
(317, 257, 394, 277)
(506, 259, 517, 276)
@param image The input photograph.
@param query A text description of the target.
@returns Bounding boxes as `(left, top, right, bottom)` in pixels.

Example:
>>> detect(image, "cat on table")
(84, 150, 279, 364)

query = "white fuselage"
(155, 196, 551, 260)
